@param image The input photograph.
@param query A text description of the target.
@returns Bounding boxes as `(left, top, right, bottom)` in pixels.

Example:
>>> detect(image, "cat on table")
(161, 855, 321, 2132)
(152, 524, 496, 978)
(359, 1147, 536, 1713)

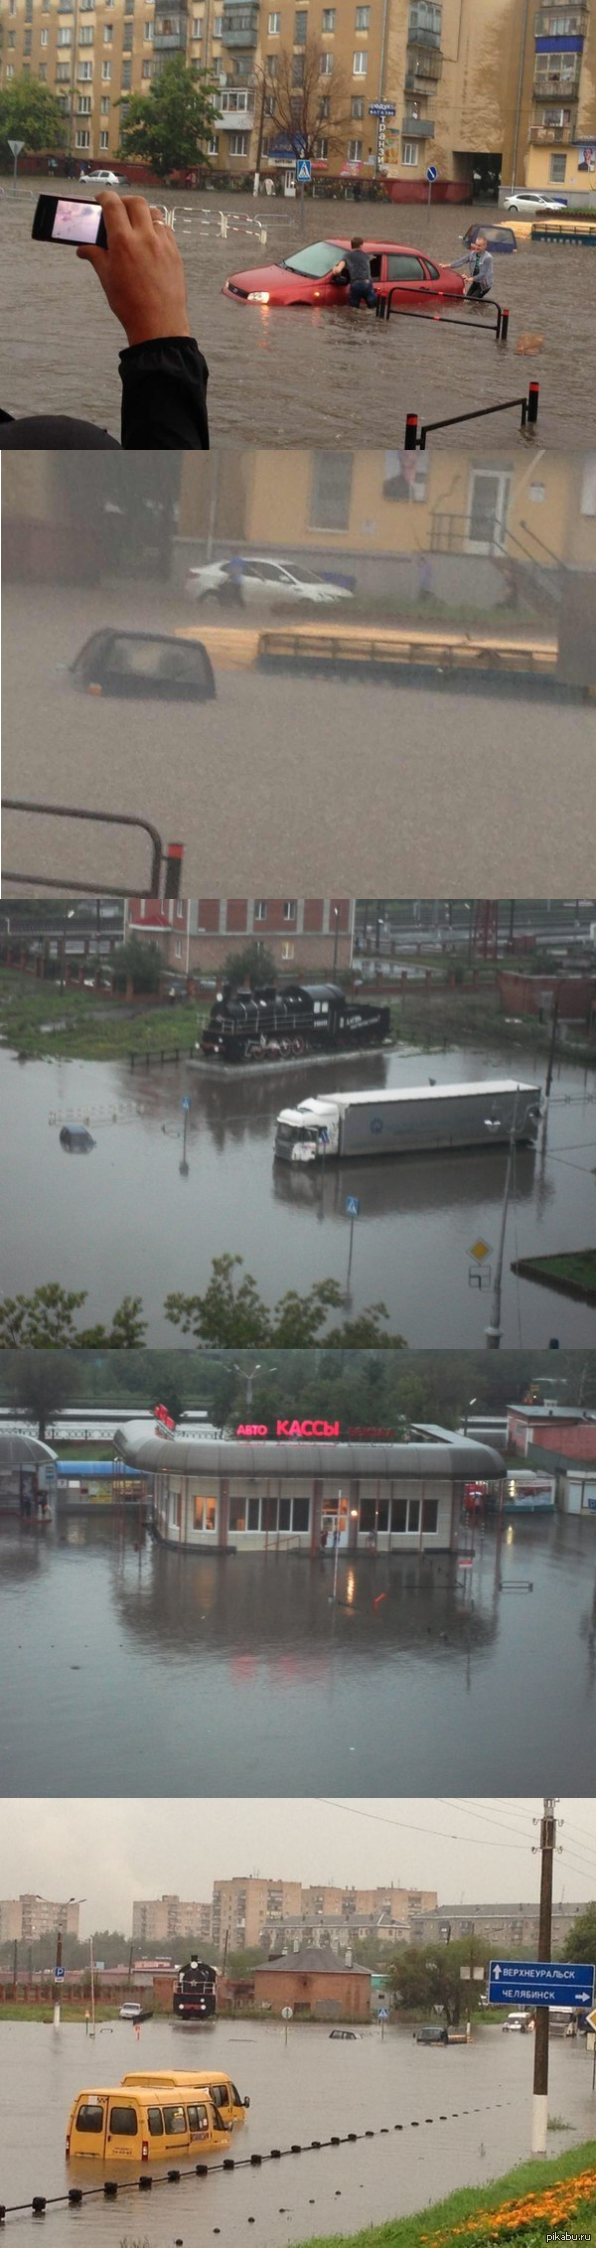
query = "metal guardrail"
(2, 802, 183, 897)
(404, 382, 540, 450)
(377, 290, 510, 343)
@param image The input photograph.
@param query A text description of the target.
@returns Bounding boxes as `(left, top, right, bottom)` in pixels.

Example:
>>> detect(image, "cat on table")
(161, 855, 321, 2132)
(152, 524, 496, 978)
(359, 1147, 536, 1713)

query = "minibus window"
(211, 2086, 225, 2107)
(147, 2108, 165, 2137)
(231, 2086, 242, 2105)
(75, 2104, 104, 2133)
(108, 2106, 139, 2137)
(162, 2105, 187, 2135)
(187, 2104, 208, 2132)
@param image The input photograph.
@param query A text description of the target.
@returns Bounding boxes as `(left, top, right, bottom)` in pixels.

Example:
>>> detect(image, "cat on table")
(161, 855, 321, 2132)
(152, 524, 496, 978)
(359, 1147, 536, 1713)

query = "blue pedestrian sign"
(427, 164, 438, 183)
(54, 1965, 65, 1981)
(181, 1096, 191, 1112)
(296, 158, 312, 183)
(377, 2006, 389, 2020)
(488, 1960, 595, 2009)
(345, 1195, 360, 1217)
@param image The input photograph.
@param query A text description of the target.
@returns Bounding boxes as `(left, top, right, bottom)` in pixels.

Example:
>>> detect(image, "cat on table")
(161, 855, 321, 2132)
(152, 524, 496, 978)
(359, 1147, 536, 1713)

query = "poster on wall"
(383, 451, 429, 502)
(577, 144, 596, 172)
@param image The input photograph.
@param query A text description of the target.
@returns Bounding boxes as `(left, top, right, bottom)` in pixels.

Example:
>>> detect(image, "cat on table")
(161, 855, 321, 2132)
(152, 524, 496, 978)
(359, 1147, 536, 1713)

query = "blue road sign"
(427, 164, 438, 183)
(181, 1096, 191, 1111)
(345, 1195, 360, 1217)
(296, 158, 312, 183)
(488, 1961, 595, 2009)
(377, 2007, 389, 2021)
(369, 102, 397, 117)
(54, 1966, 65, 1981)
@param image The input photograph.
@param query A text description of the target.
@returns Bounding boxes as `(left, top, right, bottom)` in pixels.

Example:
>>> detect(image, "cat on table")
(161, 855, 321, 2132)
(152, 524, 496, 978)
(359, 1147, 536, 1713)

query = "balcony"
(533, 64, 581, 93)
(406, 22, 441, 46)
(154, 13, 188, 46)
(218, 105, 254, 125)
(529, 119, 574, 138)
(535, 6, 588, 31)
(406, 42, 443, 80)
(401, 112, 435, 135)
(221, 2, 259, 46)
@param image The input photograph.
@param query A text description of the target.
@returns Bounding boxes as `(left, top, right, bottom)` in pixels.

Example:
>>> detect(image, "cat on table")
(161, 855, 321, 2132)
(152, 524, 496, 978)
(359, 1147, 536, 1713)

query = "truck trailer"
(274, 1079, 542, 1163)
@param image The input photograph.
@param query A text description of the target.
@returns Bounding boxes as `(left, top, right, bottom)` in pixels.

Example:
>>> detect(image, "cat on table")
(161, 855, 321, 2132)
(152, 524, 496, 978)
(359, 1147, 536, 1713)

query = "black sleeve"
(119, 335, 209, 450)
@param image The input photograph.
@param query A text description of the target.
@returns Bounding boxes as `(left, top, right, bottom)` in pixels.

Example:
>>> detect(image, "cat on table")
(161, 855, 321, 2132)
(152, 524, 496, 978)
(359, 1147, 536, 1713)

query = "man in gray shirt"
(454, 233, 494, 299)
(331, 238, 378, 309)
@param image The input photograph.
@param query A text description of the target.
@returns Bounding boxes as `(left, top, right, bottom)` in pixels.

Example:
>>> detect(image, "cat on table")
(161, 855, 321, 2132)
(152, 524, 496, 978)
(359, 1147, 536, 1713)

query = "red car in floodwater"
(223, 235, 467, 309)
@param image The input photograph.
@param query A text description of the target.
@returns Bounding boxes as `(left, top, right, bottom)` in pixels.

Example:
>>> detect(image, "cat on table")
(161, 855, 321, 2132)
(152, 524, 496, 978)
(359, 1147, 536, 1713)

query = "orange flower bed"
(420, 2158, 596, 2244)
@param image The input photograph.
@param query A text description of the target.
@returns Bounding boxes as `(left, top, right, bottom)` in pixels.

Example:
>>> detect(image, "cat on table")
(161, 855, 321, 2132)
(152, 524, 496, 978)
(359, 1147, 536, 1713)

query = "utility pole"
(532, 1797, 557, 2156)
(485, 1093, 519, 1349)
(53, 1926, 62, 2030)
(544, 985, 561, 1103)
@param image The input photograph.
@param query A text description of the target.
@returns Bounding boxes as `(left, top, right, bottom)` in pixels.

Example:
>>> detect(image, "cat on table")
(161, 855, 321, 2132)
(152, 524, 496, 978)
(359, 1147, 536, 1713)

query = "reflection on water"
(0, 2014, 592, 2248)
(0, 1036, 593, 1346)
(1, 1512, 595, 1796)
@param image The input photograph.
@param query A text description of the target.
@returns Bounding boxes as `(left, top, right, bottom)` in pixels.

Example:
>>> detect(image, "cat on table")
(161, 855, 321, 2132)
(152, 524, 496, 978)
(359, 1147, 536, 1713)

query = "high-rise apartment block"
(131, 1893, 212, 1943)
(0, 0, 594, 195)
(0, 1895, 81, 1942)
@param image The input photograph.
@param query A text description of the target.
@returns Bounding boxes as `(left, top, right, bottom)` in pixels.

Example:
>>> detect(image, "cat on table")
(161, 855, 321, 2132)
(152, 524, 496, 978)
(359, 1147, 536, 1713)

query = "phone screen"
(32, 194, 107, 247)
(52, 198, 104, 243)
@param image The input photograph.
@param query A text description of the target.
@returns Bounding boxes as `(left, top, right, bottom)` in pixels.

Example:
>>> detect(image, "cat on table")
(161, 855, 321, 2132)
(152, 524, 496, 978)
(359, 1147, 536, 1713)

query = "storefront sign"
(236, 1421, 396, 1441)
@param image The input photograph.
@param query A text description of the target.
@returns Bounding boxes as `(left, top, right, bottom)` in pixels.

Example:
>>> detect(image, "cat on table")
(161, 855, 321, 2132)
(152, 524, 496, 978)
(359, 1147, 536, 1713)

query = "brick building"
(125, 897, 354, 977)
(507, 1404, 596, 1468)
(252, 1945, 371, 2019)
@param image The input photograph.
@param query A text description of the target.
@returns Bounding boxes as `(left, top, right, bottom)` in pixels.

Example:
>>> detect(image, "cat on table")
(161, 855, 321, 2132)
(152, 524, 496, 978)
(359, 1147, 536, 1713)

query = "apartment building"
(132, 1893, 212, 1942)
(1, 0, 594, 193)
(211, 1877, 438, 1952)
(0, 1895, 81, 1942)
(212, 1878, 303, 1949)
(413, 1901, 586, 1950)
(125, 897, 355, 974)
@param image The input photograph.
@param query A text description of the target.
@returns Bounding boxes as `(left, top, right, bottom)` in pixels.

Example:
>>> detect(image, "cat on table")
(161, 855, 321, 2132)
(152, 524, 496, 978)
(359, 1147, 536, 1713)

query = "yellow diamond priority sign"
(469, 1239, 493, 1264)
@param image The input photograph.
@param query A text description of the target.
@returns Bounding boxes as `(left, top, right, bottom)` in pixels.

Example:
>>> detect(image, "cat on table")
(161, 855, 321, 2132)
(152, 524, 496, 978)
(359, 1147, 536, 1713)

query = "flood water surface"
(0, 2017, 592, 2248)
(1, 1512, 595, 1795)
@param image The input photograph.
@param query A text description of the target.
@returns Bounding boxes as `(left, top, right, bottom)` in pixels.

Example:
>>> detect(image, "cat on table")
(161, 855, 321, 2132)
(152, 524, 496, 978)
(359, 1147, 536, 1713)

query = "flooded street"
(0, 189, 590, 445)
(0, 2016, 592, 2247)
(0, 1033, 594, 1347)
(4, 577, 596, 897)
(2, 1511, 596, 1794)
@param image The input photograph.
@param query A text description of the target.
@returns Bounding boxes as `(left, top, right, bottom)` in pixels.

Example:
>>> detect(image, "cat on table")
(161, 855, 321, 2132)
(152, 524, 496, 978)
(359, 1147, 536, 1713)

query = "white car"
(502, 2011, 533, 2032)
(84, 169, 127, 187)
(503, 191, 567, 217)
(185, 556, 354, 608)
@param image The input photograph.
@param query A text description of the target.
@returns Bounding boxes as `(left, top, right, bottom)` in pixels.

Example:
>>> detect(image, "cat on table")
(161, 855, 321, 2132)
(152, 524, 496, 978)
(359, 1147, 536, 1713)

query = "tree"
(165, 1255, 407, 1347)
(389, 1941, 481, 2027)
(258, 38, 349, 166)
(111, 936, 165, 996)
(0, 76, 64, 155)
(562, 1903, 596, 1964)
(222, 943, 277, 992)
(7, 1348, 81, 1441)
(118, 55, 220, 179)
(0, 1285, 146, 1349)
(224, 1947, 269, 1977)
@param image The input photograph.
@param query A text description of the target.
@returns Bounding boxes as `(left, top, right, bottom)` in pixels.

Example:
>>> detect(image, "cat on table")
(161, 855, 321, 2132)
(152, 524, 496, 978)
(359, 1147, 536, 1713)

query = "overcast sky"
(2, 1800, 596, 1931)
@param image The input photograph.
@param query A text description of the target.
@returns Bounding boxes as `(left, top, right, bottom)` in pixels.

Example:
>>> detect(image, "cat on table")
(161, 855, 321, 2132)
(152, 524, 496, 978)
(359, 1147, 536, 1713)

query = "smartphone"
(32, 195, 108, 248)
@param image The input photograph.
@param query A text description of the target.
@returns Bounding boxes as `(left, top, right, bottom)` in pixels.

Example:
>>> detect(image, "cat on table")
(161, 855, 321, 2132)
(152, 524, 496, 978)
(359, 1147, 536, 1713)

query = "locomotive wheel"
(292, 1038, 305, 1056)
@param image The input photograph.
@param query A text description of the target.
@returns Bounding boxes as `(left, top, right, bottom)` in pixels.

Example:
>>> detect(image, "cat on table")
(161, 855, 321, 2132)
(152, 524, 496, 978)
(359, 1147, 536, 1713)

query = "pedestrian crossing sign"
(296, 158, 312, 183)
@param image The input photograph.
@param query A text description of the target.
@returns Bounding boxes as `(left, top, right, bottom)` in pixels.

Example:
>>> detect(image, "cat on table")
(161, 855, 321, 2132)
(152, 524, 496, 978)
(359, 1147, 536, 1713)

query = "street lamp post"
(463, 1397, 477, 1437)
(485, 1095, 519, 1350)
(332, 906, 340, 979)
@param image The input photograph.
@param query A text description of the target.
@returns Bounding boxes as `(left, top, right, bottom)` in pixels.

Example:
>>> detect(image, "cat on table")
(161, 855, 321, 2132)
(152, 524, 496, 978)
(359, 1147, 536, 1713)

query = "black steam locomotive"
(173, 1958, 218, 2022)
(200, 983, 391, 1064)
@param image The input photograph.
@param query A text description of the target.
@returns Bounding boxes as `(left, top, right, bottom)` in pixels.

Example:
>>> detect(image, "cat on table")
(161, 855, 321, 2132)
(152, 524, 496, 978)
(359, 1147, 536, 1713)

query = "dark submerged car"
(70, 629, 216, 701)
(59, 1125, 96, 1152)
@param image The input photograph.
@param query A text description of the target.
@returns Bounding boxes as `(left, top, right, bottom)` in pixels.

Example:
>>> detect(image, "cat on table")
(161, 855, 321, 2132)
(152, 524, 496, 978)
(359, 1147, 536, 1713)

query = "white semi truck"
(274, 1079, 542, 1164)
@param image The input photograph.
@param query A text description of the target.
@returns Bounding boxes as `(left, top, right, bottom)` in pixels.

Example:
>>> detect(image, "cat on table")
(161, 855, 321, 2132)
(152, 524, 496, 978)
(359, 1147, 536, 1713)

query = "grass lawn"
(0, 972, 209, 1062)
(512, 1250, 596, 1305)
(291, 2139, 596, 2246)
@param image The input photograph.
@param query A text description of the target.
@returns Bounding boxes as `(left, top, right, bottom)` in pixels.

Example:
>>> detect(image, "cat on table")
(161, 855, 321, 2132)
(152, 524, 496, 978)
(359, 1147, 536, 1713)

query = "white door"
(466, 469, 511, 555)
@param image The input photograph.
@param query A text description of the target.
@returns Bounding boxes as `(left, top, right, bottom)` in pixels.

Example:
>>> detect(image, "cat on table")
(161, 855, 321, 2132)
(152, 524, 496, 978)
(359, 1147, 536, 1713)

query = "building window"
(281, 941, 295, 960)
(309, 451, 352, 530)
(254, 901, 268, 921)
(353, 48, 367, 72)
(351, 93, 364, 115)
(422, 1497, 439, 1534)
(319, 49, 333, 70)
(322, 5, 335, 25)
(7, 28, 16, 41)
(229, 1497, 247, 1531)
(102, 58, 111, 75)
(5, 65, 14, 79)
(292, 51, 304, 80)
(78, 58, 93, 76)
(402, 138, 419, 163)
(56, 61, 71, 77)
(39, 61, 48, 77)
(294, 6, 307, 37)
(208, 134, 219, 154)
(347, 136, 362, 160)
(193, 1495, 217, 1531)
(79, 23, 94, 39)
(315, 135, 328, 157)
(123, 23, 133, 45)
(75, 127, 91, 144)
(78, 92, 92, 109)
(283, 900, 297, 920)
(103, 23, 113, 37)
(409, 0, 442, 35)
(101, 93, 110, 109)
(100, 126, 109, 143)
(145, 16, 154, 32)
(57, 26, 72, 41)
(268, 5, 280, 23)
(230, 131, 249, 153)
(41, 25, 49, 41)
(292, 1496, 310, 1532)
(391, 1497, 407, 1533)
(121, 58, 132, 84)
(355, 3, 370, 21)
(142, 54, 153, 70)
(550, 152, 567, 178)
(408, 1499, 420, 1532)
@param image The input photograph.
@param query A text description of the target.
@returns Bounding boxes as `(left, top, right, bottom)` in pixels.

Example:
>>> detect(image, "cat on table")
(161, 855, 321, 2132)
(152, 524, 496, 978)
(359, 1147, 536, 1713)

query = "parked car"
(70, 629, 216, 702)
(461, 223, 518, 254)
(502, 191, 567, 217)
(502, 2011, 533, 2032)
(118, 2000, 154, 2023)
(329, 2028, 362, 2040)
(185, 557, 354, 608)
(415, 2024, 449, 2045)
(59, 1126, 96, 1153)
(223, 237, 466, 309)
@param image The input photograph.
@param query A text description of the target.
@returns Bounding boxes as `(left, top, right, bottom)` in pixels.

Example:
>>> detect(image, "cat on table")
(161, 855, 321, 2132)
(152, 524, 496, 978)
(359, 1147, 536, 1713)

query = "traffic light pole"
(532, 1797, 557, 2155)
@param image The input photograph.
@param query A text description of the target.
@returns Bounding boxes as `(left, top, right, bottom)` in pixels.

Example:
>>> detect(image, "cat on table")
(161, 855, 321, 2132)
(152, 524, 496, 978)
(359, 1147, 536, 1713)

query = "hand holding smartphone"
(32, 194, 108, 247)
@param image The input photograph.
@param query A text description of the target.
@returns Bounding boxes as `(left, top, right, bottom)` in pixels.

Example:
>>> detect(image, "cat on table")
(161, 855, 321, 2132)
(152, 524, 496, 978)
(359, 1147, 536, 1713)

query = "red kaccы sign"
(236, 1421, 395, 1441)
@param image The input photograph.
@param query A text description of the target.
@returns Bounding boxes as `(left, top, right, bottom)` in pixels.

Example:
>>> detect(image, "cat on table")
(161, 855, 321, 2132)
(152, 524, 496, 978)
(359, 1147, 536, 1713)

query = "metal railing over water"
(403, 382, 540, 449)
(2, 801, 184, 897)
